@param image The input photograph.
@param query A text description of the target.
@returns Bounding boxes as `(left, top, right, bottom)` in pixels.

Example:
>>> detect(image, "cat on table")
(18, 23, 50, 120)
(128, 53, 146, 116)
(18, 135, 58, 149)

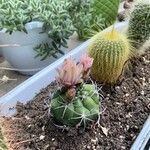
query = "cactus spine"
(127, 0, 150, 49)
(88, 30, 132, 84)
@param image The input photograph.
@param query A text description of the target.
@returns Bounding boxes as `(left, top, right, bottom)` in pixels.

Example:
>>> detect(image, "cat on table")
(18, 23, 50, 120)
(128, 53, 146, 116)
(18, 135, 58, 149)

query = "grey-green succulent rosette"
(0, 0, 74, 60)
(50, 54, 101, 128)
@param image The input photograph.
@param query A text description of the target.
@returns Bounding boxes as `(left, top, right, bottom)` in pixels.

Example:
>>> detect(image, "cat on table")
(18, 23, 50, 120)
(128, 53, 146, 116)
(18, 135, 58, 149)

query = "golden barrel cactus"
(88, 30, 132, 84)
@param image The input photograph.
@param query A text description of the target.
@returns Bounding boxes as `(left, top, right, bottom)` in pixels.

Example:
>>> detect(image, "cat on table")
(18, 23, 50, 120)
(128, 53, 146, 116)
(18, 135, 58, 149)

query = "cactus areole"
(50, 55, 101, 127)
(89, 30, 132, 84)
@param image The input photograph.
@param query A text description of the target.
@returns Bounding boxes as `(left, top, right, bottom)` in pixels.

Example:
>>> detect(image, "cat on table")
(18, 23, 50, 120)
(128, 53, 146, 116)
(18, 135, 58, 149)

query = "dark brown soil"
(1, 51, 150, 150)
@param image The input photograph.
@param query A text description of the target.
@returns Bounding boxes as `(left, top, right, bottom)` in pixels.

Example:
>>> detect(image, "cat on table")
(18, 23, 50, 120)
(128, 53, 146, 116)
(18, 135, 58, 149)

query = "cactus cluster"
(50, 55, 101, 127)
(127, 0, 150, 49)
(88, 30, 132, 84)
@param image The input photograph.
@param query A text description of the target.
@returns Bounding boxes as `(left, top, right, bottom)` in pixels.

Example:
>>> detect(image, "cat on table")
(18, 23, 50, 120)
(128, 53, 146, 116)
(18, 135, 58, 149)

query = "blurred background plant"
(127, 0, 150, 54)
(67, 0, 120, 40)
(0, 0, 74, 60)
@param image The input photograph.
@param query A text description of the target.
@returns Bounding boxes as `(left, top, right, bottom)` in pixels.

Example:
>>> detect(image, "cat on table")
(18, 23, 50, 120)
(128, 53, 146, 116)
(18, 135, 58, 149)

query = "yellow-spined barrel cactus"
(88, 30, 132, 84)
(127, 0, 150, 49)
(50, 55, 101, 127)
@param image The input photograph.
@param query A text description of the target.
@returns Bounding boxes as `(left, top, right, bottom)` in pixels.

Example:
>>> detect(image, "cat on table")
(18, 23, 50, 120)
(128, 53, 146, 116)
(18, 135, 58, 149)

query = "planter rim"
(131, 115, 150, 150)
(0, 21, 44, 33)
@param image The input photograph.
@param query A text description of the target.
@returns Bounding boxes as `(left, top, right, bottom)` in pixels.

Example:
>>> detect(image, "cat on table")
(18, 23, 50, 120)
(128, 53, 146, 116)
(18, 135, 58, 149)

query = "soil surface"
(1, 51, 150, 150)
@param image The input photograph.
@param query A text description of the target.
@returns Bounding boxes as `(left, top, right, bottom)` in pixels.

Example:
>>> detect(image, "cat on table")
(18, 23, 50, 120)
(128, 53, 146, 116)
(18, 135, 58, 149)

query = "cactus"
(88, 30, 132, 84)
(127, 0, 150, 49)
(50, 55, 101, 127)
(51, 84, 100, 127)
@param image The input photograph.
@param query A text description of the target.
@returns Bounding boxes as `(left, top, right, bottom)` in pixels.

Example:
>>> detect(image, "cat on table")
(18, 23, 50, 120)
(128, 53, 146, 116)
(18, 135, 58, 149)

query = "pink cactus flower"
(57, 58, 83, 87)
(80, 54, 94, 71)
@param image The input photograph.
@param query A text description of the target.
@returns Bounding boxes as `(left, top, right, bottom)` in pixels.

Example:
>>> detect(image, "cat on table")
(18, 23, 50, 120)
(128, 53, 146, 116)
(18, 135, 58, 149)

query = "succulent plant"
(0, 0, 74, 60)
(127, 0, 150, 49)
(88, 30, 132, 84)
(50, 55, 101, 127)
(51, 84, 100, 127)
(67, 0, 120, 40)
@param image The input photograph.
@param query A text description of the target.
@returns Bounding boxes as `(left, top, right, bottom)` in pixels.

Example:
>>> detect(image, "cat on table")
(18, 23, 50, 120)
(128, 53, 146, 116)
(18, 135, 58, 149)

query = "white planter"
(0, 22, 149, 150)
(0, 21, 66, 75)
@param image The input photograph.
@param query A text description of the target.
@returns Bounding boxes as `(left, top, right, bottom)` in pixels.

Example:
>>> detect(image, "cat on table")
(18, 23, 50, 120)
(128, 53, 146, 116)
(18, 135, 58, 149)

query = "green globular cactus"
(51, 84, 100, 127)
(127, 0, 150, 49)
(50, 55, 101, 127)
(88, 30, 132, 84)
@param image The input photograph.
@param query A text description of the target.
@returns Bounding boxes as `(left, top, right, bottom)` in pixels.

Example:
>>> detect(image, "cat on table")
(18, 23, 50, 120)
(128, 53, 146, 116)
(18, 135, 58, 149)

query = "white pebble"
(25, 115, 30, 120)
(87, 146, 91, 149)
(119, 135, 125, 139)
(125, 93, 129, 97)
(42, 126, 45, 131)
(40, 135, 45, 140)
(140, 90, 144, 95)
